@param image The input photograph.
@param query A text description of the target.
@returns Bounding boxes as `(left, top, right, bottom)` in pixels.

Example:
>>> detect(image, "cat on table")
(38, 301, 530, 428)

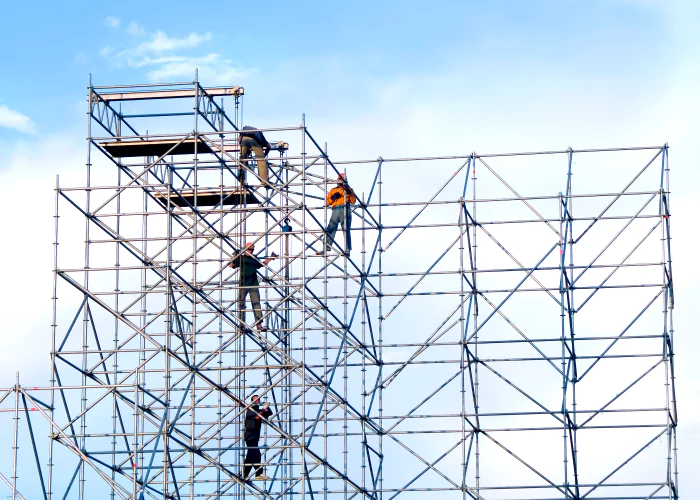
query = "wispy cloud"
(101, 27, 251, 84)
(146, 53, 254, 83)
(105, 16, 120, 28)
(0, 105, 36, 134)
(125, 21, 145, 36)
(134, 31, 211, 54)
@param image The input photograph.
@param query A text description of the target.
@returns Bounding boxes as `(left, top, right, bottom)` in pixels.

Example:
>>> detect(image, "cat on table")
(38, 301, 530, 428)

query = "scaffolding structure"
(0, 78, 678, 500)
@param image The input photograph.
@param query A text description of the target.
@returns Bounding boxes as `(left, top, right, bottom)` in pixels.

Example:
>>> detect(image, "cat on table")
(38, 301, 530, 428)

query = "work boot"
(255, 474, 270, 481)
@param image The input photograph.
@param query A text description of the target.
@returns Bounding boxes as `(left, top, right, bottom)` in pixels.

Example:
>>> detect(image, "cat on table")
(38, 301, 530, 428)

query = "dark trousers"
(243, 439, 264, 478)
(239, 287, 263, 327)
(239, 138, 269, 184)
(325, 205, 352, 251)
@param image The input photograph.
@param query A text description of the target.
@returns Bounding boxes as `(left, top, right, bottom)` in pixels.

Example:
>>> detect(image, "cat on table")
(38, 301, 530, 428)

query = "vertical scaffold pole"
(49, 174, 60, 500)
(190, 73, 200, 500)
(471, 152, 479, 495)
(80, 73, 93, 500)
(361, 190, 367, 498)
(12, 373, 19, 500)
(377, 157, 384, 500)
(301, 113, 308, 499)
(459, 166, 466, 499)
(559, 187, 568, 499)
(323, 142, 329, 500)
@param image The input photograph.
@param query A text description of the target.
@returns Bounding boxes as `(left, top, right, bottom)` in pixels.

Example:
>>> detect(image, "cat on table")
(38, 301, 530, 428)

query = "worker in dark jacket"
(239, 126, 271, 186)
(229, 242, 276, 331)
(242, 394, 273, 481)
(317, 173, 357, 255)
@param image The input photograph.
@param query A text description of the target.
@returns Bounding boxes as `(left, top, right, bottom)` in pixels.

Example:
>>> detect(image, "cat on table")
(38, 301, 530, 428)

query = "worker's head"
(337, 173, 347, 185)
(244, 242, 255, 253)
(251, 394, 260, 404)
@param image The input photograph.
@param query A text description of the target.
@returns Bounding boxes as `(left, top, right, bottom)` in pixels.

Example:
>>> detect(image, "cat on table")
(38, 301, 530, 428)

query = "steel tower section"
(0, 79, 678, 500)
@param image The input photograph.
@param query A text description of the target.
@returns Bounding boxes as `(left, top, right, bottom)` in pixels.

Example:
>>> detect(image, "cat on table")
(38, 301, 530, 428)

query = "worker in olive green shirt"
(229, 242, 276, 331)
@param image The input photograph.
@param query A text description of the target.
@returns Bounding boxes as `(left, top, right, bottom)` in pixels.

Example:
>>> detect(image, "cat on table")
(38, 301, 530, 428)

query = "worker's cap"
(337, 173, 347, 180)
(245, 242, 255, 249)
(251, 394, 260, 401)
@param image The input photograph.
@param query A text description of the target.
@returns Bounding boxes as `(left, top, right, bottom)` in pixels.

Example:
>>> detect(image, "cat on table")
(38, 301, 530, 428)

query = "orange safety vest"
(326, 186, 357, 207)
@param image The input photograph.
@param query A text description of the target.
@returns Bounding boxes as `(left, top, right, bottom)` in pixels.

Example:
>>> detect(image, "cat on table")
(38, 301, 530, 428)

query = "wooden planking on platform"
(100, 138, 215, 157)
(100, 139, 288, 158)
(153, 188, 260, 207)
(95, 86, 244, 102)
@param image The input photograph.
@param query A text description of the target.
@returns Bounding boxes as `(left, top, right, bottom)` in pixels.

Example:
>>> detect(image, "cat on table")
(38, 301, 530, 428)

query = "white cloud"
(125, 21, 145, 36)
(134, 30, 212, 54)
(0, 133, 86, 384)
(146, 53, 254, 84)
(100, 27, 250, 84)
(105, 16, 120, 28)
(0, 105, 36, 134)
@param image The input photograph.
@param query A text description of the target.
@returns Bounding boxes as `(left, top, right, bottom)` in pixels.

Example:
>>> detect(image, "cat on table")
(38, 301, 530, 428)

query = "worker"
(239, 126, 271, 186)
(317, 173, 357, 255)
(229, 242, 277, 331)
(242, 394, 273, 481)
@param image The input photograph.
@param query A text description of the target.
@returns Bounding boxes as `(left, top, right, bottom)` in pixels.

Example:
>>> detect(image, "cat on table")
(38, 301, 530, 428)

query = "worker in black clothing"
(242, 394, 273, 481)
(239, 126, 271, 186)
(229, 242, 276, 332)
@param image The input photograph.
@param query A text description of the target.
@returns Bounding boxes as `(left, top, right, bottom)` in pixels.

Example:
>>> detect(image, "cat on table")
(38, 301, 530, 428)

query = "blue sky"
(0, 0, 690, 137)
(1, 0, 699, 497)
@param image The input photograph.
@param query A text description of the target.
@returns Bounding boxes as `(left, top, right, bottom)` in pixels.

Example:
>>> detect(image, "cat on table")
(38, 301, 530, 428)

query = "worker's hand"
(270, 252, 278, 259)
(262, 402, 269, 410)
(331, 192, 341, 202)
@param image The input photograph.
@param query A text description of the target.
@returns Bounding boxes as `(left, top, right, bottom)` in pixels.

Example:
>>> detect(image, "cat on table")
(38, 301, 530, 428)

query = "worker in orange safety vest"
(317, 173, 357, 255)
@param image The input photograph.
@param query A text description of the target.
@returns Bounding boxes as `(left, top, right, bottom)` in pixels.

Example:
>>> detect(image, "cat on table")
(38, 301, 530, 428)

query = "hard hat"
(245, 242, 255, 249)
(337, 173, 347, 180)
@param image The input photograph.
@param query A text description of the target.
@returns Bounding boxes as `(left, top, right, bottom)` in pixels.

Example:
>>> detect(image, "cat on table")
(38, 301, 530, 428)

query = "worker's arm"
(261, 402, 273, 419)
(260, 133, 271, 156)
(344, 185, 357, 205)
(262, 253, 278, 265)
(326, 189, 336, 206)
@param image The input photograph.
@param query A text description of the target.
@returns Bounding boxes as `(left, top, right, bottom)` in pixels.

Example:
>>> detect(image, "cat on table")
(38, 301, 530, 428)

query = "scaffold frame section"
(0, 79, 677, 500)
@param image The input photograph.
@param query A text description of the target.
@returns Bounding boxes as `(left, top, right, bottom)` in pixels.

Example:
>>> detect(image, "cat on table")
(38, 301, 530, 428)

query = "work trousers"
(239, 138, 269, 184)
(243, 439, 264, 478)
(239, 287, 263, 327)
(325, 205, 352, 251)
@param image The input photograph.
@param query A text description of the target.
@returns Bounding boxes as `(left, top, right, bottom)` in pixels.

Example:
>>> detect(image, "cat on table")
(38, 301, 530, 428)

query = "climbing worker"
(229, 242, 277, 331)
(239, 126, 271, 186)
(242, 394, 273, 481)
(317, 173, 357, 255)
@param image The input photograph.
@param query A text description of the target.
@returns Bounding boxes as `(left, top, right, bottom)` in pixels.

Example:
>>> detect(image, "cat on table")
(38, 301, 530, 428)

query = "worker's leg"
(340, 205, 352, 251)
(238, 287, 249, 327)
(251, 144, 269, 184)
(239, 141, 251, 184)
(252, 444, 264, 477)
(325, 206, 343, 251)
(248, 288, 264, 328)
(243, 439, 259, 479)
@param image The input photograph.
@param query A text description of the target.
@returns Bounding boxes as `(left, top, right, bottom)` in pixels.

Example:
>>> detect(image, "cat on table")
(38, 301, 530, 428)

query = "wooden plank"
(99, 138, 214, 157)
(153, 188, 260, 207)
(95, 86, 244, 102)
